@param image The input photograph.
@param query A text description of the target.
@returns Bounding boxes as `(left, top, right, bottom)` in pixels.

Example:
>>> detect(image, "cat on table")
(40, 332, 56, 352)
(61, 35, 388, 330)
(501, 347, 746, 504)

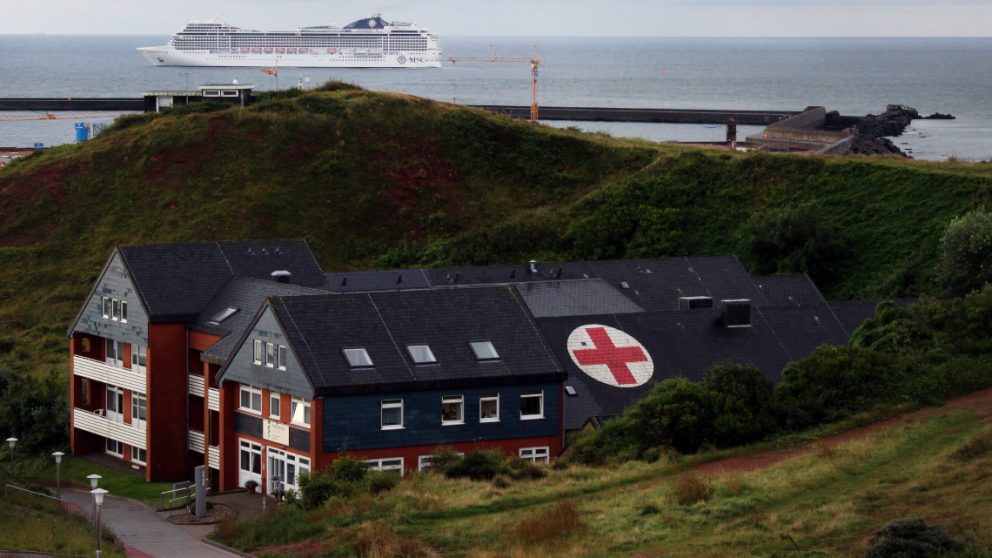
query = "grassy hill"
(0, 81, 990, 405)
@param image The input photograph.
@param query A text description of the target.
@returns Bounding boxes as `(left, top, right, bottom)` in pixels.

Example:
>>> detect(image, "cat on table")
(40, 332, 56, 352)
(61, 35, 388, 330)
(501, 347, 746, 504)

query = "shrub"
(508, 457, 547, 480)
(672, 474, 712, 506)
(627, 378, 717, 454)
(445, 449, 510, 480)
(703, 363, 776, 446)
(851, 301, 936, 354)
(954, 429, 992, 461)
(425, 446, 464, 472)
(939, 209, 992, 297)
(365, 471, 400, 494)
(514, 500, 585, 545)
(295, 455, 370, 510)
(328, 455, 369, 483)
(863, 519, 962, 558)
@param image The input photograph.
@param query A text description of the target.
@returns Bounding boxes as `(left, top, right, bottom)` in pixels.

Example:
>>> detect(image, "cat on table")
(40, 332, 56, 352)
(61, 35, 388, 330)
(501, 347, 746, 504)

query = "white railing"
(73, 355, 146, 393)
(188, 429, 205, 453)
(73, 408, 146, 449)
(207, 388, 220, 412)
(188, 374, 206, 398)
(208, 446, 220, 469)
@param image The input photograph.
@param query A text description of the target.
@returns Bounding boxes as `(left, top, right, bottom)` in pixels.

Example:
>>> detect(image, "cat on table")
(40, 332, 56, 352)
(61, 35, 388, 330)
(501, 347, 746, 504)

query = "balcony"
(208, 446, 220, 470)
(207, 388, 220, 412)
(188, 429, 205, 453)
(73, 408, 146, 449)
(188, 374, 206, 398)
(73, 355, 146, 393)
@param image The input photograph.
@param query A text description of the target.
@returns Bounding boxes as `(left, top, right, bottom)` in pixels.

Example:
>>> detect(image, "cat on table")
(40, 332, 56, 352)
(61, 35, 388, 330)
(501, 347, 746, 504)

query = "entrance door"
(267, 449, 286, 496)
(238, 440, 262, 487)
(266, 448, 310, 495)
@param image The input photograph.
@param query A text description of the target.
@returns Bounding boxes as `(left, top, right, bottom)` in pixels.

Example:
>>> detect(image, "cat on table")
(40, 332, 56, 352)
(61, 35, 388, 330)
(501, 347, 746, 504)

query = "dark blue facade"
(322, 383, 560, 452)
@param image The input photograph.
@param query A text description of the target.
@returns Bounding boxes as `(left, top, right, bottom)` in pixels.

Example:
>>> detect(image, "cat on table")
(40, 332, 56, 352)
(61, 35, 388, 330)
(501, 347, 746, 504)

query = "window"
(270, 393, 281, 419)
(519, 447, 550, 464)
(418, 452, 463, 471)
(265, 342, 276, 368)
(365, 457, 403, 474)
(105, 385, 124, 421)
(120, 301, 128, 323)
(480, 393, 500, 423)
(106, 438, 123, 457)
(239, 440, 262, 476)
(470, 341, 499, 360)
(343, 348, 373, 367)
(239, 385, 262, 414)
(278, 346, 288, 371)
(112, 299, 120, 321)
(406, 344, 437, 364)
(253, 340, 262, 365)
(131, 346, 146, 373)
(131, 446, 147, 465)
(381, 399, 403, 430)
(102, 297, 111, 318)
(131, 392, 147, 426)
(441, 395, 464, 425)
(565, 385, 577, 397)
(291, 398, 311, 427)
(520, 391, 544, 420)
(208, 307, 238, 325)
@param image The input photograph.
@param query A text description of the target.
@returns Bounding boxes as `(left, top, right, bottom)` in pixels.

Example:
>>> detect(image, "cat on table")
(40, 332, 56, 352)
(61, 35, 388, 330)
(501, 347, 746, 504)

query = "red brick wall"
(146, 323, 188, 482)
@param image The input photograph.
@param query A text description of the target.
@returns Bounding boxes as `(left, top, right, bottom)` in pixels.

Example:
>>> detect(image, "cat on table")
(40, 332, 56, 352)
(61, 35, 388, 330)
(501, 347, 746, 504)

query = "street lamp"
(87, 474, 102, 523)
(91, 488, 108, 558)
(52, 451, 65, 499)
(5, 437, 15, 466)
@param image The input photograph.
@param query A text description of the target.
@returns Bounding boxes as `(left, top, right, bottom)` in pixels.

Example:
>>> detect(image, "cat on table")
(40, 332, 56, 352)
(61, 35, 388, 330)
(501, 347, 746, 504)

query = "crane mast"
(447, 54, 542, 122)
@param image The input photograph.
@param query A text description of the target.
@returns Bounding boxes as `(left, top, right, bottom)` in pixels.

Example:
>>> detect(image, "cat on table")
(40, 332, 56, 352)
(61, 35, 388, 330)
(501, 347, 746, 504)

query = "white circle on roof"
(368, 19, 377, 27)
(567, 324, 653, 388)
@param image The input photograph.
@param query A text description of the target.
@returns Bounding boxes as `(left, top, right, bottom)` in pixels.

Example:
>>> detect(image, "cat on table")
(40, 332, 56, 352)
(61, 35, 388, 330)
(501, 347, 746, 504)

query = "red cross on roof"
(571, 326, 648, 386)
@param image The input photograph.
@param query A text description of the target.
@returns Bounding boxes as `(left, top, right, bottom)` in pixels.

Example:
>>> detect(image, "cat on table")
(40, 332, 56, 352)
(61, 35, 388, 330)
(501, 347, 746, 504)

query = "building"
(142, 83, 255, 113)
(68, 240, 875, 493)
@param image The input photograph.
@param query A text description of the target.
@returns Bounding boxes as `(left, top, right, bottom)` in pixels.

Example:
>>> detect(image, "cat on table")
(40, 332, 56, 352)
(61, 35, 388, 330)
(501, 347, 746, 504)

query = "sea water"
(0, 35, 989, 160)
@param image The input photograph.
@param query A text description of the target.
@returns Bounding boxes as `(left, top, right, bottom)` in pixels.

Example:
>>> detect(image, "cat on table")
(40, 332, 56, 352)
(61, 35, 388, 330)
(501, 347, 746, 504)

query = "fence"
(3, 483, 67, 514)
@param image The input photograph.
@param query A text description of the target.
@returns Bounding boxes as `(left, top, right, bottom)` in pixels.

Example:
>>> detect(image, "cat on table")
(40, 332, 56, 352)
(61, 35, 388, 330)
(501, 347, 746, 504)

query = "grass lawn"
(26, 454, 174, 505)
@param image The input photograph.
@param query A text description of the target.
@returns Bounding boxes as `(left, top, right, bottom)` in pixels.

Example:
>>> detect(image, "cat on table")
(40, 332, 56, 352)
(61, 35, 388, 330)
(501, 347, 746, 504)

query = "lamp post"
(52, 452, 65, 499)
(5, 437, 16, 466)
(91, 488, 108, 558)
(87, 474, 102, 523)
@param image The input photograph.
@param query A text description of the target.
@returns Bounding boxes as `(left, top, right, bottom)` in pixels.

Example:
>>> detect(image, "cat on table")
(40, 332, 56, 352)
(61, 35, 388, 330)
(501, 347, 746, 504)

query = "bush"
(939, 209, 992, 297)
(444, 449, 510, 481)
(672, 474, 712, 506)
(295, 455, 369, 510)
(508, 457, 547, 480)
(514, 500, 585, 545)
(863, 519, 962, 558)
(703, 363, 776, 446)
(365, 471, 400, 494)
(627, 378, 717, 454)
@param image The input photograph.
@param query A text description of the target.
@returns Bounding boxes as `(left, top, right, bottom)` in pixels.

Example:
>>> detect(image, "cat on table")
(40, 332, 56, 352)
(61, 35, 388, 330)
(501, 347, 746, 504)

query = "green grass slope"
(0, 83, 989, 384)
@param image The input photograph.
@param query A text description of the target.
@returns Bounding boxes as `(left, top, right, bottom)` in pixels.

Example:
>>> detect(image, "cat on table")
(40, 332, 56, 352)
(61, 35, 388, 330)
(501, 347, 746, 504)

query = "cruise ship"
(138, 15, 442, 68)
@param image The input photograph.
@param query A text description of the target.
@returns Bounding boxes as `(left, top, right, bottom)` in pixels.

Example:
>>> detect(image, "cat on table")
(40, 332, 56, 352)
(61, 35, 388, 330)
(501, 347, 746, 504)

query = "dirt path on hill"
(688, 387, 992, 478)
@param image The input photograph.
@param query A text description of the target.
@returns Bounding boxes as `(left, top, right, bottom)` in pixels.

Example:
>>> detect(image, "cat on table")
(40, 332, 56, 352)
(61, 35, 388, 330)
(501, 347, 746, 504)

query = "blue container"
(75, 123, 90, 142)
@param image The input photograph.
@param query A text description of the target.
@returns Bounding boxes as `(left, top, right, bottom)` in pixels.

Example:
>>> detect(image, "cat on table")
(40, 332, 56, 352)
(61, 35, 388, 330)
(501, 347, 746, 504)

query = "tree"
(939, 208, 992, 297)
(703, 363, 776, 446)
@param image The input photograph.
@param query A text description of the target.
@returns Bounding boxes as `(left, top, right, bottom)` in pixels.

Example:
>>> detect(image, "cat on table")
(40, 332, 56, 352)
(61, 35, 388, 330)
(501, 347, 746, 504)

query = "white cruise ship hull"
(138, 47, 441, 69)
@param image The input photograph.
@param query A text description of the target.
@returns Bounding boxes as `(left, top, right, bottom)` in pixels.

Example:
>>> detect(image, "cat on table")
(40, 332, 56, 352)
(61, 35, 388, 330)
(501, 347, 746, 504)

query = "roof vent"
(510, 269, 516, 279)
(396, 274, 403, 284)
(271, 270, 292, 284)
(679, 296, 714, 310)
(721, 299, 752, 328)
(529, 260, 538, 274)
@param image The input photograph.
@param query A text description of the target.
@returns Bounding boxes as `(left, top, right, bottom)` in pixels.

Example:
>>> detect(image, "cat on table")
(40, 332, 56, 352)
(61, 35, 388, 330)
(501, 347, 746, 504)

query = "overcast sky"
(2, 0, 990, 36)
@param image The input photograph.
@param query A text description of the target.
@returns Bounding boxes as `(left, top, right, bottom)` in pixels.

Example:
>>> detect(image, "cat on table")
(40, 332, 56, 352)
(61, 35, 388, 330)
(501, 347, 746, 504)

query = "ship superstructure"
(138, 15, 441, 68)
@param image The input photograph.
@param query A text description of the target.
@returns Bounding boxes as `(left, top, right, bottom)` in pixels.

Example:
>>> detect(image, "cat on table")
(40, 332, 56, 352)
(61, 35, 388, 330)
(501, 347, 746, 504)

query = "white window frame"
(418, 452, 463, 472)
(238, 439, 262, 486)
(265, 342, 276, 368)
(101, 297, 111, 318)
(269, 392, 281, 419)
(343, 347, 374, 367)
(105, 384, 124, 422)
(519, 446, 550, 464)
(111, 299, 120, 321)
(131, 392, 147, 429)
(131, 446, 147, 465)
(290, 397, 311, 427)
(469, 341, 500, 361)
(105, 438, 123, 457)
(365, 457, 404, 474)
(520, 390, 544, 420)
(239, 385, 262, 414)
(406, 344, 437, 364)
(380, 399, 404, 430)
(252, 340, 263, 365)
(278, 345, 288, 371)
(131, 346, 146, 374)
(441, 395, 464, 425)
(479, 393, 500, 423)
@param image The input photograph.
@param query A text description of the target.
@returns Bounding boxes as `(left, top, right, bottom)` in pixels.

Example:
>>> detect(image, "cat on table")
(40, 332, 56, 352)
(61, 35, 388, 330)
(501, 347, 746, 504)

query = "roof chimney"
(721, 299, 752, 328)
(679, 296, 714, 310)
(529, 260, 537, 274)
(271, 270, 292, 284)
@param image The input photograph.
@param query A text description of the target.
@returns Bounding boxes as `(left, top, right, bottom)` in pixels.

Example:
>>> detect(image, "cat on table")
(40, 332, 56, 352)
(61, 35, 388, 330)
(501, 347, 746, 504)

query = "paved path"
(61, 489, 241, 558)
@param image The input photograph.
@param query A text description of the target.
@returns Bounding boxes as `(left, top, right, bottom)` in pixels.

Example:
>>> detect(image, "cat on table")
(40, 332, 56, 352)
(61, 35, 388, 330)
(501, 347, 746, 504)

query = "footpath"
(60, 489, 241, 558)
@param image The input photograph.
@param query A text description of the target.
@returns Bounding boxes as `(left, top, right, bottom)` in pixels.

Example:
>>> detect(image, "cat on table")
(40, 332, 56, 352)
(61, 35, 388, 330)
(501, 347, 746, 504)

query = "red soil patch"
(0, 160, 77, 246)
(377, 138, 463, 228)
(144, 115, 228, 191)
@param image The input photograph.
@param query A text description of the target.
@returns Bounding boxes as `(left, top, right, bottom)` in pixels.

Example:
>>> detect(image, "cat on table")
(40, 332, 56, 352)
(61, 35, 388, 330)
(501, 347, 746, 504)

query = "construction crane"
(447, 54, 542, 121)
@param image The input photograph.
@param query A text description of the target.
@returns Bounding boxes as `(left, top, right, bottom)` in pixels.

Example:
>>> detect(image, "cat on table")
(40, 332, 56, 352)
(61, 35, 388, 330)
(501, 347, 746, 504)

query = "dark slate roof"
(539, 302, 852, 430)
(752, 274, 827, 306)
(828, 300, 881, 336)
(323, 269, 430, 292)
(118, 239, 324, 321)
(194, 277, 331, 365)
(516, 279, 644, 318)
(270, 286, 564, 396)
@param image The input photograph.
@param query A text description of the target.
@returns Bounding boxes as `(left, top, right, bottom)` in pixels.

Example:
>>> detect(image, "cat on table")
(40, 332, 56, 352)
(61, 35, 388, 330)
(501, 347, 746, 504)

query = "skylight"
(207, 307, 239, 325)
(343, 348, 373, 368)
(469, 341, 499, 361)
(406, 344, 437, 364)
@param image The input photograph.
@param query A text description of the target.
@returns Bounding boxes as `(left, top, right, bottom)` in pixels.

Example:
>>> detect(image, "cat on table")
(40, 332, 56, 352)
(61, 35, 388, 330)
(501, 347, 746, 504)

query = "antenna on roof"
(396, 274, 403, 284)
(510, 269, 516, 279)
(341, 277, 347, 286)
(246, 247, 253, 255)
(556, 267, 563, 278)
(274, 246, 282, 255)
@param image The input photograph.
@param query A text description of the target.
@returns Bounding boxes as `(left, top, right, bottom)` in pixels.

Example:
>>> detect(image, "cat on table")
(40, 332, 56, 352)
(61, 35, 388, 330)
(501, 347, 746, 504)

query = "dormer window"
(208, 307, 238, 325)
(343, 347, 373, 368)
(469, 341, 499, 361)
(407, 344, 436, 364)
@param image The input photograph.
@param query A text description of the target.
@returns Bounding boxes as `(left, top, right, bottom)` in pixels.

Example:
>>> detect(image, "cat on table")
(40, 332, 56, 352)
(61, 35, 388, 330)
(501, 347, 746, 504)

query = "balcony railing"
(73, 355, 146, 393)
(72, 408, 146, 449)
(207, 388, 220, 412)
(208, 446, 220, 469)
(188, 374, 206, 398)
(188, 429, 205, 453)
